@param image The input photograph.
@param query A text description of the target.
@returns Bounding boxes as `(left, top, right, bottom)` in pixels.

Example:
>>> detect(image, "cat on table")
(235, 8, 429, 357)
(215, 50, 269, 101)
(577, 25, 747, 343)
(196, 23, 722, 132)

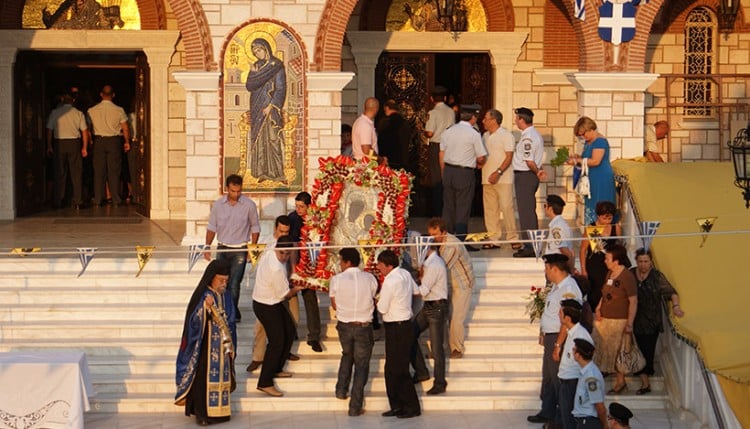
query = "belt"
(424, 299, 448, 305)
(574, 417, 597, 424)
(339, 321, 371, 327)
(94, 135, 121, 138)
(57, 138, 81, 141)
(514, 170, 535, 174)
(445, 163, 474, 170)
(383, 320, 410, 325)
(218, 243, 247, 249)
(429, 141, 440, 145)
(559, 378, 578, 384)
(544, 332, 559, 336)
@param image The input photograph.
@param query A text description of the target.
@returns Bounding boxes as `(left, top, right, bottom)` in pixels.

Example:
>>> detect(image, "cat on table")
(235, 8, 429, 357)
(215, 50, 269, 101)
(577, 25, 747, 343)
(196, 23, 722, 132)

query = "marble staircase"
(0, 255, 670, 414)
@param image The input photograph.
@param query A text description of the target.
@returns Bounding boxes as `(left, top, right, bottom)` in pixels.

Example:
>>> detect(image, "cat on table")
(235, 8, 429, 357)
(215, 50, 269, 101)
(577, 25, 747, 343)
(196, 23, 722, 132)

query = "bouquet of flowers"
(525, 285, 550, 323)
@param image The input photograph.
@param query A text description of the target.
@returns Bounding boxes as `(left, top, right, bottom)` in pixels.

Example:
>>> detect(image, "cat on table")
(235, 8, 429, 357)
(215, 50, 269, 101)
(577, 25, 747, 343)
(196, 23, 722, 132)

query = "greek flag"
(416, 235, 434, 268)
(638, 221, 660, 252)
(77, 247, 97, 278)
(529, 229, 549, 260)
(187, 244, 207, 273)
(575, 0, 585, 20)
(307, 241, 326, 268)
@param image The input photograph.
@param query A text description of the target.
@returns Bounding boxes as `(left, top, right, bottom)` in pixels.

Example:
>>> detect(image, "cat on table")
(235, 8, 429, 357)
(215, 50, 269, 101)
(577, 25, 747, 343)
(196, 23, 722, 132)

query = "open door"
(130, 52, 150, 216)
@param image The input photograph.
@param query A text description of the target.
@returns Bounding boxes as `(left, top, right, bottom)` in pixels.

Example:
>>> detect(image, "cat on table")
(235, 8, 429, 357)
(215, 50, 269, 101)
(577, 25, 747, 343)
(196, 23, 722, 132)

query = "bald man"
(352, 97, 380, 161)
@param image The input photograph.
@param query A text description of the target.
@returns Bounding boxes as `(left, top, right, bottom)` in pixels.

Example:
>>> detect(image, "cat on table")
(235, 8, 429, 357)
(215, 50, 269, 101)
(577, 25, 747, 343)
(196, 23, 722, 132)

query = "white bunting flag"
(187, 244, 207, 273)
(416, 235, 434, 268)
(575, 0, 585, 20)
(529, 229, 549, 260)
(638, 221, 660, 251)
(307, 241, 326, 268)
(77, 247, 97, 278)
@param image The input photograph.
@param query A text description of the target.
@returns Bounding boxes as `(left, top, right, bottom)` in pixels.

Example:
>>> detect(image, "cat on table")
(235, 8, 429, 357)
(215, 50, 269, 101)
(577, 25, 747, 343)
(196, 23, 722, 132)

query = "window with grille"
(684, 7, 716, 117)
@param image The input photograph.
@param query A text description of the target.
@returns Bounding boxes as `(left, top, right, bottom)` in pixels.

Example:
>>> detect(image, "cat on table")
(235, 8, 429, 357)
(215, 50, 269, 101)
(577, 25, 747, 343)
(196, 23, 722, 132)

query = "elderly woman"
(567, 116, 616, 224)
(631, 248, 684, 395)
(592, 244, 636, 395)
(580, 200, 622, 311)
(175, 259, 236, 426)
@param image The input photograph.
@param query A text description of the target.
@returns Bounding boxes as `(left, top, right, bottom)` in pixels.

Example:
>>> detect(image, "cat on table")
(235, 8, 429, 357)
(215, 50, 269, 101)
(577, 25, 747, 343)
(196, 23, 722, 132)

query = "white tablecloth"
(0, 352, 94, 429)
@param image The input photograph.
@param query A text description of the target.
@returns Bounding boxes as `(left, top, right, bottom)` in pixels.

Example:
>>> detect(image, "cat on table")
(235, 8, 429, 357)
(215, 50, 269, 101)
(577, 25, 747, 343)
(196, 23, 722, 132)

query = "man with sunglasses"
(572, 339, 607, 429)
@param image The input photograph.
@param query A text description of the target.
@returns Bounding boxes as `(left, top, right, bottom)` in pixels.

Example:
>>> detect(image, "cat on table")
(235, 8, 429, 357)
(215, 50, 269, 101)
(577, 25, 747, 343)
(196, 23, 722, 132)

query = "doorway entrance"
(13, 50, 150, 217)
(374, 51, 492, 218)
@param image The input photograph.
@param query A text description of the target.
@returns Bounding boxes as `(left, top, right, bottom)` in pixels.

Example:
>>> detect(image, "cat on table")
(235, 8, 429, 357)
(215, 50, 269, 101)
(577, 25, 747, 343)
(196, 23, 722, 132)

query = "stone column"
(346, 33, 388, 113)
(566, 73, 659, 159)
(0, 48, 16, 219)
(173, 71, 222, 244)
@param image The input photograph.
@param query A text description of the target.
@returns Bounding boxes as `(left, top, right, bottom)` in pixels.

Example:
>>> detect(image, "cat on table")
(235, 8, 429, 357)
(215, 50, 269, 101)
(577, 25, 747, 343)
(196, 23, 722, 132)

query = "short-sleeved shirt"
(540, 275, 583, 334)
(352, 114, 378, 160)
(47, 104, 88, 139)
(440, 121, 487, 168)
(418, 251, 448, 301)
(545, 215, 573, 256)
(481, 127, 515, 185)
(512, 125, 544, 171)
(558, 323, 594, 379)
(600, 268, 637, 319)
(207, 195, 261, 246)
(645, 125, 659, 153)
(573, 361, 605, 418)
(88, 100, 128, 137)
(329, 267, 378, 323)
(425, 102, 455, 144)
(377, 267, 418, 322)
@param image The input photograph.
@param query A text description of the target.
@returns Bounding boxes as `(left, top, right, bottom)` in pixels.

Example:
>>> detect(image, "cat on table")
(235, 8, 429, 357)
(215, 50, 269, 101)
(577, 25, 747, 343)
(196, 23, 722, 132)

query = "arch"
(659, 0, 747, 33)
(1, 0, 166, 29)
(315, 0, 514, 71)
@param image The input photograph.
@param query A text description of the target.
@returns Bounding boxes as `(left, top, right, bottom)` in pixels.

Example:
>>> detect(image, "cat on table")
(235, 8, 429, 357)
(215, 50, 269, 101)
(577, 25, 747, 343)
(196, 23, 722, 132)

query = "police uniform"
(572, 361, 605, 428)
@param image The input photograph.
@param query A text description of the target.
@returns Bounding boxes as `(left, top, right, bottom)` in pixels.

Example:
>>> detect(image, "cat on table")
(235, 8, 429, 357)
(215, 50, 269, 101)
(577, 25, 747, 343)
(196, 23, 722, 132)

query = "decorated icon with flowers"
(525, 285, 551, 323)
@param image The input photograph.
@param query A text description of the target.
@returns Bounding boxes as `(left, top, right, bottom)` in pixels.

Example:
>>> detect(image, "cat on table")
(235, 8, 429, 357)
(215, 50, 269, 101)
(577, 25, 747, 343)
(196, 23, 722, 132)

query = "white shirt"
(377, 267, 418, 322)
(88, 99, 128, 137)
(329, 267, 378, 323)
(252, 250, 289, 305)
(418, 252, 448, 301)
(558, 323, 594, 380)
(512, 125, 544, 171)
(540, 275, 583, 334)
(425, 102, 455, 144)
(440, 121, 487, 168)
(481, 127, 515, 184)
(47, 104, 88, 139)
(645, 125, 660, 153)
(351, 114, 378, 160)
(545, 215, 573, 256)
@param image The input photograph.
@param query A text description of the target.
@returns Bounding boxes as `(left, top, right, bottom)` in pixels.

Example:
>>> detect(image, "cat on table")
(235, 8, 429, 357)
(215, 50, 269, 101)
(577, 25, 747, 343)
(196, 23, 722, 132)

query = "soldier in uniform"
(571, 339, 607, 429)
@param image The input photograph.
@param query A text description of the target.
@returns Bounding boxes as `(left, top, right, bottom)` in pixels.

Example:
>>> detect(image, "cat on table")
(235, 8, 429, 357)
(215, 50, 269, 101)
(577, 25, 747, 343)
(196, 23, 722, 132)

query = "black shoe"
(288, 353, 300, 361)
(382, 409, 402, 417)
(412, 374, 430, 384)
(196, 417, 209, 426)
(307, 340, 323, 352)
(527, 414, 550, 423)
(426, 385, 446, 395)
(348, 409, 365, 417)
(514, 248, 535, 258)
(397, 410, 421, 419)
(465, 244, 480, 252)
(335, 392, 348, 400)
(246, 361, 262, 372)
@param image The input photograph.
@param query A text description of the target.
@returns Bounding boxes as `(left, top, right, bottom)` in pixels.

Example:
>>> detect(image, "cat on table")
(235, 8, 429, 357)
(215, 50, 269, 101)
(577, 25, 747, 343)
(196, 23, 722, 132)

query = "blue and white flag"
(638, 221, 660, 252)
(77, 247, 97, 278)
(598, 0, 637, 45)
(416, 235, 434, 267)
(529, 229, 549, 260)
(631, 0, 649, 6)
(187, 244, 207, 273)
(307, 241, 325, 268)
(575, 0, 585, 20)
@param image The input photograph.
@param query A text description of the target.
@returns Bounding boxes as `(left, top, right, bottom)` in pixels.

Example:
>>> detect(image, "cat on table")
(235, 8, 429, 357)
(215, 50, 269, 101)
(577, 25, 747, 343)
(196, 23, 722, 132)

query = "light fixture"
(727, 124, 750, 208)
(434, 0, 468, 40)
(100, 0, 125, 29)
(718, 0, 740, 33)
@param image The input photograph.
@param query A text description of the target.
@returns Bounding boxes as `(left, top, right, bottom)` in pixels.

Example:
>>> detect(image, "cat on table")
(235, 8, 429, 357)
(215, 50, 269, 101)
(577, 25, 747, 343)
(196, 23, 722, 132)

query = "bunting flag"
(9, 247, 41, 257)
(575, 0, 585, 20)
(76, 247, 97, 278)
(415, 235, 434, 268)
(187, 244, 207, 273)
(585, 225, 606, 253)
(135, 245, 155, 277)
(631, 0, 649, 5)
(696, 217, 717, 248)
(357, 238, 379, 268)
(246, 243, 267, 267)
(529, 229, 549, 260)
(307, 241, 325, 268)
(638, 221, 660, 251)
(465, 232, 490, 242)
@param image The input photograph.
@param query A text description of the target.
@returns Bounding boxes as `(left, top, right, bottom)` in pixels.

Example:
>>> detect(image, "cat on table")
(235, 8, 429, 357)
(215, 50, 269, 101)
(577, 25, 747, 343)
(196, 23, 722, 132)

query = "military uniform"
(572, 361, 605, 429)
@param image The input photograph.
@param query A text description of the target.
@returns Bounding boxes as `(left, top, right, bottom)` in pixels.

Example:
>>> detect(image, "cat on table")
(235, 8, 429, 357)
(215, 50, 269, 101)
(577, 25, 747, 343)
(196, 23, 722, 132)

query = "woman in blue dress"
(568, 116, 616, 224)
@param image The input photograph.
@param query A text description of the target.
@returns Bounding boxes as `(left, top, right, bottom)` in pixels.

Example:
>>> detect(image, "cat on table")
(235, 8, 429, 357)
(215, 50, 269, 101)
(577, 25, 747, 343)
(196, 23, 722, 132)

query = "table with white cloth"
(0, 351, 95, 429)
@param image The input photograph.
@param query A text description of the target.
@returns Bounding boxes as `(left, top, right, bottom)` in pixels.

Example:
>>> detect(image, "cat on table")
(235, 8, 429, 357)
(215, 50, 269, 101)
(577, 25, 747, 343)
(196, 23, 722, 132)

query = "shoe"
(288, 353, 300, 361)
(511, 243, 524, 250)
(527, 414, 550, 423)
(412, 374, 430, 384)
(336, 392, 348, 400)
(513, 248, 535, 258)
(196, 417, 209, 426)
(465, 244, 480, 252)
(450, 350, 463, 359)
(397, 410, 421, 419)
(308, 340, 323, 352)
(607, 383, 627, 395)
(256, 385, 283, 397)
(636, 385, 651, 395)
(348, 409, 365, 417)
(482, 243, 500, 249)
(426, 385, 446, 395)
(246, 361, 262, 372)
(275, 371, 293, 378)
(382, 409, 402, 417)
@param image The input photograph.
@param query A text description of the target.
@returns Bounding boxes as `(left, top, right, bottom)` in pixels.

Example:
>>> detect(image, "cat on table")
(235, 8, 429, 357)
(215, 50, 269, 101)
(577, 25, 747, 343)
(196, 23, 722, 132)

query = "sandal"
(511, 243, 523, 250)
(607, 383, 627, 394)
(636, 386, 651, 395)
(482, 244, 500, 249)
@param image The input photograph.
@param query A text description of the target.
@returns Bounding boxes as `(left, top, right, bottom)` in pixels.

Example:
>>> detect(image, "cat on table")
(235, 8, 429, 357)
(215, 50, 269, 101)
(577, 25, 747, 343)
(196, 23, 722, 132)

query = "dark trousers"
(54, 138, 83, 205)
(514, 171, 540, 250)
(217, 247, 247, 321)
(301, 288, 321, 342)
(540, 333, 561, 420)
(634, 332, 659, 376)
(252, 300, 295, 388)
(411, 300, 448, 388)
(384, 321, 420, 414)
(559, 378, 578, 429)
(442, 165, 476, 237)
(93, 136, 123, 205)
(335, 322, 374, 412)
(575, 417, 603, 429)
(428, 142, 443, 216)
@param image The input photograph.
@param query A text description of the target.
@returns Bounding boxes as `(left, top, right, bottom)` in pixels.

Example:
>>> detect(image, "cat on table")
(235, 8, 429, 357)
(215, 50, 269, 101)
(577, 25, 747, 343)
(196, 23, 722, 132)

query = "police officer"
(572, 339, 607, 428)
(607, 403, 633, 429)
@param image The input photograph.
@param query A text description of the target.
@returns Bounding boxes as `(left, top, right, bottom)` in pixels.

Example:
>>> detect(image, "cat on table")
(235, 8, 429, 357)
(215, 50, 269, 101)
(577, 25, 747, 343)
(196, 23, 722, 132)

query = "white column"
(0, 48, 17, 220)
(347, 33, 390, 112)
(173, 71, 222, 245)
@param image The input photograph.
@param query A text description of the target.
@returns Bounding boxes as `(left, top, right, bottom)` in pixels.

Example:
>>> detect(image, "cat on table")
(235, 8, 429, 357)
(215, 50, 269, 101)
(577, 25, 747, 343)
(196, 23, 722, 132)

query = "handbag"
(572, 164, 582, 188)
(615, 333, 646, 374)
(575, 158, 591, 198)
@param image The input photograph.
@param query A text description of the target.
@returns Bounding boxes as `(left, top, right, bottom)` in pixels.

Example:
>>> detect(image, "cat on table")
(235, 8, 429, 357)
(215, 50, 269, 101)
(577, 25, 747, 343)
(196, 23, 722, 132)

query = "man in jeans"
(410, 243, 449, 395)
(329, 248, 378, 416)
(204, 174, 261, 322)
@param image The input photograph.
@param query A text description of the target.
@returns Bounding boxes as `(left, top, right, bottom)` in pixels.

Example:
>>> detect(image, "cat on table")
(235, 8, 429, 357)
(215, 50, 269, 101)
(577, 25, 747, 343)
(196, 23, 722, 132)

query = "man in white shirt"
(512, 107, 546, 258)
(329, 248, 378, 417)
(377, 250, 421, 419)
(557, 299, 594, 429)
(644, 120, 669, 162)
(424, 86, 455, 216)
(351, 97, 379, 161)
(410, 245, 449, 395)
(544, 194, 574, 270)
